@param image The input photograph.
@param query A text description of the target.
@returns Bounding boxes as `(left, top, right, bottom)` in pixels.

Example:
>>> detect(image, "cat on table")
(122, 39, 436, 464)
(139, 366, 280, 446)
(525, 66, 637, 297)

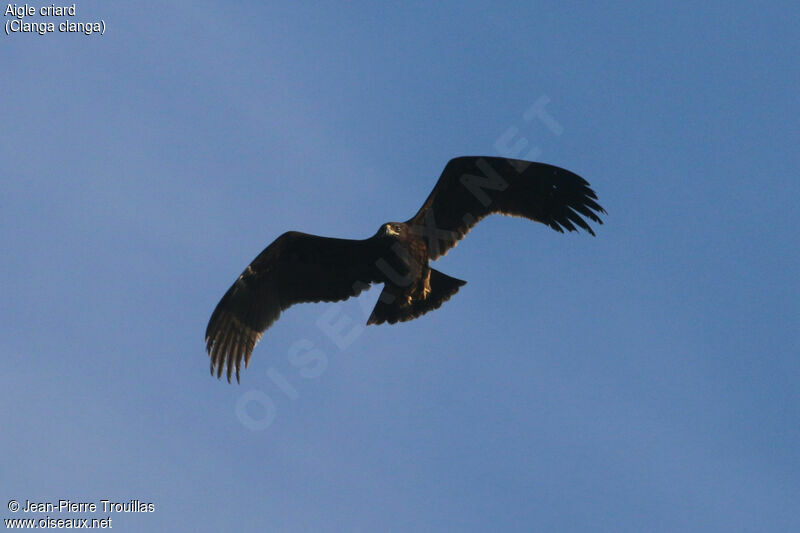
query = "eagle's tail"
(367, 269, 466, 325)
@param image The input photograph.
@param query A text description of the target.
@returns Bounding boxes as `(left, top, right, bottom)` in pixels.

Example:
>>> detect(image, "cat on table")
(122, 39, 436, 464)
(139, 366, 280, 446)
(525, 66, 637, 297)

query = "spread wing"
(405, 156, 605, 260)
(205, 231, 382, 382)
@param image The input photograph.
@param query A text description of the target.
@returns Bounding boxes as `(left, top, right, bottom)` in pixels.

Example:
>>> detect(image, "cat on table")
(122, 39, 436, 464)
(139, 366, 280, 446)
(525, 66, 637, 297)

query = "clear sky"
(3, 1, 799, 531)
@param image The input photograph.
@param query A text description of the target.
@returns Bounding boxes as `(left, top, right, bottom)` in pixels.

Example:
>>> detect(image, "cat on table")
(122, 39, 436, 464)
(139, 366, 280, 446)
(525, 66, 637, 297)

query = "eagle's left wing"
(205, 231, 383, 382)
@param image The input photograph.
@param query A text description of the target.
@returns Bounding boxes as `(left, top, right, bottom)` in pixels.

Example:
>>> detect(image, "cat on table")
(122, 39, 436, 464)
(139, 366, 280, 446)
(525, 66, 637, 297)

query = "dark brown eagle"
(206, 156, 605, 382)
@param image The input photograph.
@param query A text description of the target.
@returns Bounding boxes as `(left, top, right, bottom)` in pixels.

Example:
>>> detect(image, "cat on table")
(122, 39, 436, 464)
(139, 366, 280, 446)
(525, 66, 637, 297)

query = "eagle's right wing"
(205, 231, 382, 382)
(405, 157, 605, 261)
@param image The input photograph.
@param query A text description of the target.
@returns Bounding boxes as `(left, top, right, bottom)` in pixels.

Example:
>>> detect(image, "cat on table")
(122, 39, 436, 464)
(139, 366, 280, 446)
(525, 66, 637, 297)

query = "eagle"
(206, 156, 605, 382)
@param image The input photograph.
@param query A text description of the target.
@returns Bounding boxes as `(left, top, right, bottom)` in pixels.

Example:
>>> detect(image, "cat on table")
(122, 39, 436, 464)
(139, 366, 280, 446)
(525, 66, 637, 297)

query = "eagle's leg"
(368, 269, 466, 325)
(422, 268, 431, 299)
(404, 269, 431, 306)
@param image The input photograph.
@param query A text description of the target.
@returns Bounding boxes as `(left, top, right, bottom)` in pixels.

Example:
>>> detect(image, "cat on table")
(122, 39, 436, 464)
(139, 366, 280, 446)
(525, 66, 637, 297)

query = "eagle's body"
(206, 156, 605, 382)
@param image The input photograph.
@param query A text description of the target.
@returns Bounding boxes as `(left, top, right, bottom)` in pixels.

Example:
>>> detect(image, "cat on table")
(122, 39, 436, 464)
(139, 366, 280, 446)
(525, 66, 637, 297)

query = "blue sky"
(2, 1, 799, 531)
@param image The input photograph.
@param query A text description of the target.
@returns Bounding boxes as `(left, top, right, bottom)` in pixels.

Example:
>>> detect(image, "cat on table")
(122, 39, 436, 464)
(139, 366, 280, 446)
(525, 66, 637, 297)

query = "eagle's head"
(379, 222, 406, 239)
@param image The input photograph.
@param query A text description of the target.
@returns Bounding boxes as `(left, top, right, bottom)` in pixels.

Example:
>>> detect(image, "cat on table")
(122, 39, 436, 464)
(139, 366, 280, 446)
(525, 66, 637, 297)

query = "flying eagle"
(206, 156, 605, 382)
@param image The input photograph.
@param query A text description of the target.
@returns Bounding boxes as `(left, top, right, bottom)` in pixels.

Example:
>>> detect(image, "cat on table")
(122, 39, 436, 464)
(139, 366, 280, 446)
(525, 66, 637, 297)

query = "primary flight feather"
(206, 156, 605, 382)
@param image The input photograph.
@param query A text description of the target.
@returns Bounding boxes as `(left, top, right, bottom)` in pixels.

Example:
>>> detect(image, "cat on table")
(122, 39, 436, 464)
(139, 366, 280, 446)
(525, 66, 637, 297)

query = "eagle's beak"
(383, 224, 399, 237)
